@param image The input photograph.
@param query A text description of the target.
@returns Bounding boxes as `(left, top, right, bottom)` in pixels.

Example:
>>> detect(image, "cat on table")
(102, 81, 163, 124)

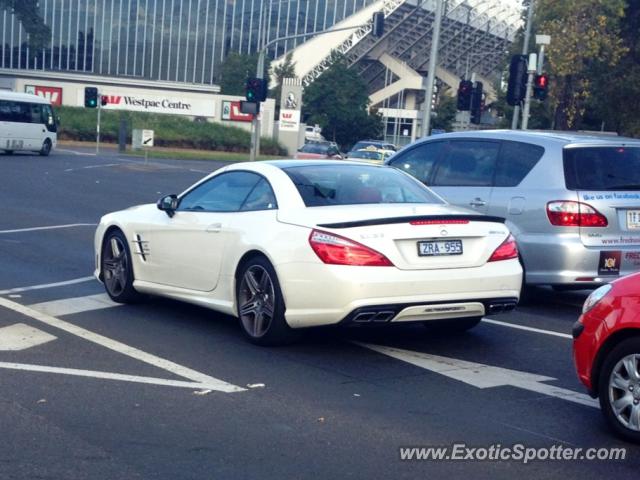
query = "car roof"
(0, 91, 50, 104)
(264, 159, 384, 169)
(419, 129, 640, 146)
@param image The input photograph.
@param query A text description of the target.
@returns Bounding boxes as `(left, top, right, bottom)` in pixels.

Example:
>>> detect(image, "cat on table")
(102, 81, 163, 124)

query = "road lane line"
(0, 362, 236, 391)
(29, 293, 120, 316)
(0, 223, 96, 234)
(482, 318, 572, 339)
(55, 148, 97, 156)
(0, 324, 57, 351)
(0, 276, 95, 295)
(64, 163, 119, 172)
(0, 297, 246, 393)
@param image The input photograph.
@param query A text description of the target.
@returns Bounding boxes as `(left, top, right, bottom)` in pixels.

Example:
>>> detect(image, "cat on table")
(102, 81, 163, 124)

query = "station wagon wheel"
(101, 230, 142, 303)
(236, 257, 297, 346)
(599, 338, 640, 443)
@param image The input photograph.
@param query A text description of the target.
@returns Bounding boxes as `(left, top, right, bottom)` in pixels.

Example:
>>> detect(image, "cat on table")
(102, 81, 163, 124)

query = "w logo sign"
(103, 95, 122, 105)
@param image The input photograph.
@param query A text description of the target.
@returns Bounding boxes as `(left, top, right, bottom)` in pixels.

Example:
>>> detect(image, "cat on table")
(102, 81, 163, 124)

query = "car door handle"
(469, 198, 487, 207)
(206, 223, 222, 233)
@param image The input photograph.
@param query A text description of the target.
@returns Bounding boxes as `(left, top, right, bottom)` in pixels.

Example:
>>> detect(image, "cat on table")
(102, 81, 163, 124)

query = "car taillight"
(309, 229, 393, 266)
(546, 201, 608, 227)
(488, 234, 519, 262)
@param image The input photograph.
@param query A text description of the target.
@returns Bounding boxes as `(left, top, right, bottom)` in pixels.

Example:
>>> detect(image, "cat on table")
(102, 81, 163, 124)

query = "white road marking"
(357, 343, 598, 408)
(0, 297, 246, 393)
(29, 293, 120, 316)
(64, 163, 119, 172)
(482, 318, 573, 339)
(0, 223, 96, 234)
(0, 276, 95, 295)
(0, 362, 237, 391)
(0, 323, 57, 351)
(55, 148, 97, 156)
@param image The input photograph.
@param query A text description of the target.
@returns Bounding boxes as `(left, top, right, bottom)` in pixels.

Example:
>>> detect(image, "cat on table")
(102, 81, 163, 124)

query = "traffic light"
(372, 11, 384, 37)
(457, 80, 473, 111)
(533, 73, 549, 101)
(506, 55, 528, 106)
(470, 81, 483, 124)
(101, 95, 108, 106)
(84, 87, 98, 108)
(245, 77, 267, 102)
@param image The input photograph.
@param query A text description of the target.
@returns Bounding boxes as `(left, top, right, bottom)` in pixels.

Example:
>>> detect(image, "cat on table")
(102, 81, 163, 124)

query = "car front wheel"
(101, 230, 142, 303)
(236, 257, 297, 346)
(598, 337, 640, 443)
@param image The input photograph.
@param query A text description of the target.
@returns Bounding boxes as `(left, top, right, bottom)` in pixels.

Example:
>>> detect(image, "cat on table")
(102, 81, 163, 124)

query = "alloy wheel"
(238, 265, 276, 338)
(608, 353, 640, 431)
(103, 236, 129, 297)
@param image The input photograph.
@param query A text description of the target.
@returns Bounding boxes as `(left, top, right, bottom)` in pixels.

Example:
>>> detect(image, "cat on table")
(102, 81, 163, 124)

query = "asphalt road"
(0, 147, 637, 479)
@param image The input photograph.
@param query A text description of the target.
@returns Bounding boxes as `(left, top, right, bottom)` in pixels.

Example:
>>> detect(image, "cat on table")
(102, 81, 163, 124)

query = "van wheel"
(39, 139, 52, 156)
(4, 150, 13, 155)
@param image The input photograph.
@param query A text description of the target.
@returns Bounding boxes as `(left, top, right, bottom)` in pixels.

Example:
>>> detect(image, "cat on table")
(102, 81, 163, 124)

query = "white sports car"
(94, 160, 522, 345)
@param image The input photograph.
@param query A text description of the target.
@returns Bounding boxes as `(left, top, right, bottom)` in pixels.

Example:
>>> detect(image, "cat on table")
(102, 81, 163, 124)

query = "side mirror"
(157, 194, 178, 217)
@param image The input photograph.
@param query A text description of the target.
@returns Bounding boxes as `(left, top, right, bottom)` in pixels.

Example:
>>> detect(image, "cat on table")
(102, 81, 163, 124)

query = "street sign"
(132, 129, 154, 149)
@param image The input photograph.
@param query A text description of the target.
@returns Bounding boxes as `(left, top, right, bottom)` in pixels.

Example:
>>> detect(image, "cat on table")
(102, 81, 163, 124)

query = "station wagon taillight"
(546, 201, 608, 227)
(309, 229, 393, 266)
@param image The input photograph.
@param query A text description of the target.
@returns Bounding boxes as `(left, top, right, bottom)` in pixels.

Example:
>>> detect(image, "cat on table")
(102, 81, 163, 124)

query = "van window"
(432, 140, 499, 186)
(494, 141, 544, 187)
(388, 141, 445, 184)
(564, 146, 640, 191)
(0, 100, 31, 123)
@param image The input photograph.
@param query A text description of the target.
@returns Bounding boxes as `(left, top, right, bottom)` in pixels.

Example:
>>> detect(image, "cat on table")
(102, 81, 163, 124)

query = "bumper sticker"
(598, 251, 621, 276)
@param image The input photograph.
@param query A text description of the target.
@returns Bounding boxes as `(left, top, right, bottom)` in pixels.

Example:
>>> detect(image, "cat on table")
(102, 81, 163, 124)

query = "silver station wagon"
(386, 130, 640, 289)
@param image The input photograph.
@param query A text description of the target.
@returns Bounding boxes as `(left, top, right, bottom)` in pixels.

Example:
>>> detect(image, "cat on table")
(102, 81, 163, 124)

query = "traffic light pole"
(521, 53, 537, 130)
(96, 96, 101, 154)
(511, 0, 535, 130)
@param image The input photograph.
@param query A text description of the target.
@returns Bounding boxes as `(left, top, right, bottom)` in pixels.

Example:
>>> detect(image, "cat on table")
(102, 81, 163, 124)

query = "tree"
(0, 0, 51, 50)
(536, 0, 627, 129)
(431, 95, 457, 132)
(303, 54, 383, 149)
(218, 53, 260, 96)
(270, 53, 297, 112)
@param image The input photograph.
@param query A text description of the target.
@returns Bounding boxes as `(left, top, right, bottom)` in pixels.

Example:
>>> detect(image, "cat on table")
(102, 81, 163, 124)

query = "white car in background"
(94, 161, 522, 345)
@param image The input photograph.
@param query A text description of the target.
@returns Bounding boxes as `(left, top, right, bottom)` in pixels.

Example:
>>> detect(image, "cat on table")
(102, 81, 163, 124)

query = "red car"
(294, 142, 342, 160)
(573, 272, 640, 442)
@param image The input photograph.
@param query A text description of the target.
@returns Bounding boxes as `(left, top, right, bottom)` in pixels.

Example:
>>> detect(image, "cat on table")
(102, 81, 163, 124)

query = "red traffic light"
(533, 74, 549, 101)
(535, 74, 548, 88)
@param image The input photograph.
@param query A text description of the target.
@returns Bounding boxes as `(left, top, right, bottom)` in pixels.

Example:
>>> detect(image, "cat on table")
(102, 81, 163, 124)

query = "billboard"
(91, 91, 215, 117)
(25, 85, 63, 106)
(221, 101, 253, 122)
(279, 109, 301, 131)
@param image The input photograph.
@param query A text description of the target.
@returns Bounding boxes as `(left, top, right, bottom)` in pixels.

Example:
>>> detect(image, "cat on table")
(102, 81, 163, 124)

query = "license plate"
(417, 240, 463, 256)
(627, 210, 640, 230)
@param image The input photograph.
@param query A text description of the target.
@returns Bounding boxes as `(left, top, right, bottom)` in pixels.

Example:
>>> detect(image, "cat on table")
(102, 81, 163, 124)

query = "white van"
(0, 91, 58, 156)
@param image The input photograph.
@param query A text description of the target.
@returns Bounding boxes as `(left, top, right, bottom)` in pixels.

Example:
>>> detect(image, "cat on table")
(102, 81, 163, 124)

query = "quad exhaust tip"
(487, 302, 517, 314)
(353, 311, 396, 323)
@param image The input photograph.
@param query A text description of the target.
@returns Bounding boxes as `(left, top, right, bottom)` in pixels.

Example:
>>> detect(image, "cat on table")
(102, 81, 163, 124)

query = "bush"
(56, 106, 285, 155)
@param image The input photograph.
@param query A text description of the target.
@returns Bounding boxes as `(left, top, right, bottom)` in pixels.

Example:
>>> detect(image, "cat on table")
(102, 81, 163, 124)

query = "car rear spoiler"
(317, 215, 506, 229)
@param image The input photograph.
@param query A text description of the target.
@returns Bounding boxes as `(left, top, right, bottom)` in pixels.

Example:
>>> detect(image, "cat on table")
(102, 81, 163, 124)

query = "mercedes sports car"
(94, 160, 522, 345)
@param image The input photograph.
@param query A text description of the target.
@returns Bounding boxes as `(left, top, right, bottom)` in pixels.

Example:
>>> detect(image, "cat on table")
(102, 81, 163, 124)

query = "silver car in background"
(386, 130, 640, 288)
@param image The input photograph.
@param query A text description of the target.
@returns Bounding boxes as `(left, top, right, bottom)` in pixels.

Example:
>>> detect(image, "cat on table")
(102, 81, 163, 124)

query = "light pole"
(421, 0, 444, 138)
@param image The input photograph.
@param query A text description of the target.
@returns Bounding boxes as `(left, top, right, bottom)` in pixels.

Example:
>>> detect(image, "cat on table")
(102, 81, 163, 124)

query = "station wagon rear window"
(564, 146, 640, 190)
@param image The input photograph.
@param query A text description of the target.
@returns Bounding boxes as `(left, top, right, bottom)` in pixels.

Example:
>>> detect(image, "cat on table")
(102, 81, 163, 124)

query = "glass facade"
(0, 0, 376, 85)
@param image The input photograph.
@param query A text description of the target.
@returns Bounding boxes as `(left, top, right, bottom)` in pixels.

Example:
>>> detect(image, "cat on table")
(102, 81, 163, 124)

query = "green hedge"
(56, 106, 285, 155)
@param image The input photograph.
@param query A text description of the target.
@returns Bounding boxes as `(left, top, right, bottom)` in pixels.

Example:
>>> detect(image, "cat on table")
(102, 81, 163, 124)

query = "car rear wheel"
(422, 316, 482, 333)
(101, 230, 142, 303)
(236, 257, 297, 346)
(39, 139, 52, 156)
(598, 337, 640, 443)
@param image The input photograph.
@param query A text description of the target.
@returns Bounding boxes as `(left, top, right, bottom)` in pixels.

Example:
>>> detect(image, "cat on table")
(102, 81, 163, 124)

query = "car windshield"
(283, 164, 443, 207)
(563, 146, 640, 190)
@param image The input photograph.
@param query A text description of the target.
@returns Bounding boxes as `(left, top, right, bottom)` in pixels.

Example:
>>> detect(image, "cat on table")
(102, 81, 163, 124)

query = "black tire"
(236, 256, 298, 346)
(422, 316, 482, 333)
(101, 229, 142, 303)
(39, 139, 52, 156)
(4, 150, 13, 155)
(598, 337, 640, 443)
